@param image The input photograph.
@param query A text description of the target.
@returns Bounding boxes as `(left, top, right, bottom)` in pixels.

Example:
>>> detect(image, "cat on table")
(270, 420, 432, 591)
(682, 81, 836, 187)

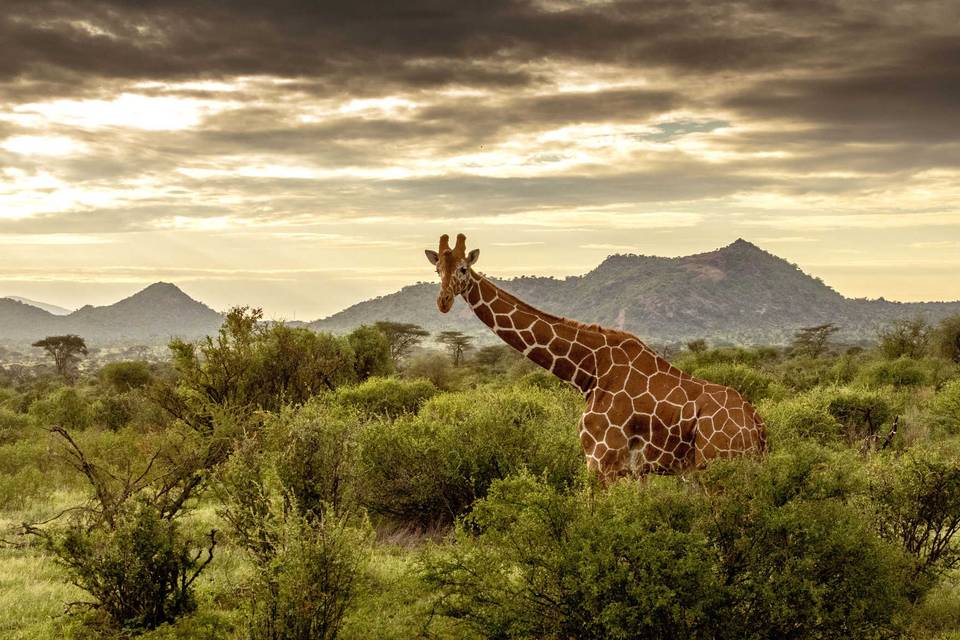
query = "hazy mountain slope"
(310, 239, 960, 344)
(2, 296, 72, 315)
(0, 283, 223, 344)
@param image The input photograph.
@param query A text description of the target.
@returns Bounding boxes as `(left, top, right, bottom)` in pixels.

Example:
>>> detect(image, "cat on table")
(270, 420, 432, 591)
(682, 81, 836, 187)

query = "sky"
(1, 0, 958, 319)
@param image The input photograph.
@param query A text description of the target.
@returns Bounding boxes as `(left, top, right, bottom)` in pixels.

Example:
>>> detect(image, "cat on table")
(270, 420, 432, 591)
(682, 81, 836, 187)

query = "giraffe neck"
(463, 271, 599, 393)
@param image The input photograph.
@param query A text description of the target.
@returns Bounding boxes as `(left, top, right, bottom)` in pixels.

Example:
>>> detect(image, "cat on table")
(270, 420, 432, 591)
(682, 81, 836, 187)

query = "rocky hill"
(310, 239, 960, 345)
(0, 282, 223, 345)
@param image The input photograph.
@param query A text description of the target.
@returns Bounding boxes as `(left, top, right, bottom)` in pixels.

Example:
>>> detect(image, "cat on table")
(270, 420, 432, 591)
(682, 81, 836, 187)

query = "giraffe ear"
(466, 248, 480, 266)
(425, 249, 439, 265)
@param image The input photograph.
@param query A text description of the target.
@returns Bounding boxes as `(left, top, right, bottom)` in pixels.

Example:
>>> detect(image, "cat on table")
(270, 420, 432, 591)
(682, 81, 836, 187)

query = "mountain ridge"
(309, 239, 960, 344)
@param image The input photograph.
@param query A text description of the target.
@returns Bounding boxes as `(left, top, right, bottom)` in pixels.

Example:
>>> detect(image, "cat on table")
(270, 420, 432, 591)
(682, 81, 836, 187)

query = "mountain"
(1, 296, 72, 315)
(310, 239, 960, 345)
(0, 282, 223, 344)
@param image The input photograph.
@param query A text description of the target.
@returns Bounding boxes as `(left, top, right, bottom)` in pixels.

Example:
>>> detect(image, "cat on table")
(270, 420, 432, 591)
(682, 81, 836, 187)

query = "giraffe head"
(425, 233, 480, 313)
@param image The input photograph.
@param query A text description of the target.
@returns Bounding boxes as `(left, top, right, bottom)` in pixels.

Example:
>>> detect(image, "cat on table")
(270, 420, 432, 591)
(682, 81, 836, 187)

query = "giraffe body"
(426, 234, 766, 481)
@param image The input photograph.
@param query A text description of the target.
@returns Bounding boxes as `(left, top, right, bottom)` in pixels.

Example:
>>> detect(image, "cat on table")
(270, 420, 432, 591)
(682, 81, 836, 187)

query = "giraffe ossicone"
(425, 233, 767, 482)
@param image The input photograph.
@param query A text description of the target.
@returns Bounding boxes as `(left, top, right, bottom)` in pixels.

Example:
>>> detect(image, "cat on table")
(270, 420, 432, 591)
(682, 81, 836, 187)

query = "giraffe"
(425, 233, 766, 482)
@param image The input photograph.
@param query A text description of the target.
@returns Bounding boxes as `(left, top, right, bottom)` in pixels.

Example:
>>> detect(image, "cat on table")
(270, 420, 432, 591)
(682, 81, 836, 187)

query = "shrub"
(267, 401, 363, 515)
(42, 499, 215, 630)
(930, 379, 960, 436)
(699, 446, 909, 639)
(878, 317, 932, 360)
(247, 512, 372, 640)
(424, 473, 725, 640)
(346, 325, 393, 382)
(400, 352, 459, 390)
(91, 392, 135, 431)
(357, 385, 582, 527)
(858, 357, 929, 388)
(99, 361, 153, 392)
(0, 406, 31, 444)
(691, 362, 784, 403)
(867, 442, 960, 597)
(333, 377, 437, 418)
(757, 396, 843, 446)
(28, 386, 93, 430)
(823, 387, 894, 443)
(428, 451, 908, 640)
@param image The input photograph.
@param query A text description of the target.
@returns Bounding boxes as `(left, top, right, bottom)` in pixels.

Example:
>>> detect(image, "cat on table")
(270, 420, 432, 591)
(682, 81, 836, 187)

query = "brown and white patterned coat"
(426, 233, 766, 482)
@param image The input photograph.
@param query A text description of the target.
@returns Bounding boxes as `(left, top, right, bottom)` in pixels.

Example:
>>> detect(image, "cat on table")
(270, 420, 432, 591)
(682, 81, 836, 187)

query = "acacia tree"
(374, 321, 429, 366)
(791, 323, 839, 358)
(932, 314, 960, 363)
(437, 330, 474, 366)
(32, 334, 88, 380)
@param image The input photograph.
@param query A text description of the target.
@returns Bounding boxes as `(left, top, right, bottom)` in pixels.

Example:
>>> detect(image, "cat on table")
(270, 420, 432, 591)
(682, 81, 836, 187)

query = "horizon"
(5, 238, 960, 321)
(2, 1, 959, 318)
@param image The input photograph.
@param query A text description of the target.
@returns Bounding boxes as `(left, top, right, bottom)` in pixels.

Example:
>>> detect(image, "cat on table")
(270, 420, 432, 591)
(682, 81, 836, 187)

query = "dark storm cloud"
(0, 0, 871, 87)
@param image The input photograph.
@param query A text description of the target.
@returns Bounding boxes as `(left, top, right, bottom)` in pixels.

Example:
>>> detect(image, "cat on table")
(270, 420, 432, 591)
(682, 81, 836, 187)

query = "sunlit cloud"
(0, 135, 87, 156)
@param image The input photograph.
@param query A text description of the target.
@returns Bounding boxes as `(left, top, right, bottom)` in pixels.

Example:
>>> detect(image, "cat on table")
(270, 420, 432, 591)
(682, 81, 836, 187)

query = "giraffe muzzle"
(437, 291, 455, 313)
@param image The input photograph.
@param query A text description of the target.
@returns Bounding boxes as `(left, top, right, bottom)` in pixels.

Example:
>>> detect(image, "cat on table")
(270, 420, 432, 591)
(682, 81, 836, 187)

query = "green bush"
(401, 352, 460, 390)
(346, 325, 393, 382)
(758, 396, 843, 446)
(823, 387, 894, 442)
(698, 445, 909, 639)
(333, 377, 437, 418)
(691, 362, 785, 403)
(28, 386, 93, 430)
(267, 400, 363, 515)
(930, 379, 960, 436)
(424, 473, 725, 640)
(867, 442, 960, 596)
(357, 384, 582, 527)
(99, 360, 153, 392)
(858, 357, 929, 388)
(44, 499, 215, 630)
(0, 406, 31, 443)
(428, 450, 908, 640)
(248, 512, 372, 640)
(91, 392, 135, 431)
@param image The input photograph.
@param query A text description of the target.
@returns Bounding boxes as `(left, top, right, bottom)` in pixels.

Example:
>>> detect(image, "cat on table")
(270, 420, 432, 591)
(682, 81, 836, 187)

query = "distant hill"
(0, 282, 223, 344)
(1, 296, 72, 315)
(310, 239, 960, 345)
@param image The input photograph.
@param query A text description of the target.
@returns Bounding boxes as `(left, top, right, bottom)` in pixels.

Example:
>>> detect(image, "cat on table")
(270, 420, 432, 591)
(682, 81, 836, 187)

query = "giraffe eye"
(459, 267, 467, 273)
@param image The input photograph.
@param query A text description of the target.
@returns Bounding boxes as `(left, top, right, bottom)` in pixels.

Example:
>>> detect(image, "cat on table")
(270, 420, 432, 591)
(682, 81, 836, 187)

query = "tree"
(437, 331, 474, 366)
(374, 321, 429, 366)
(931, 314, 960, 363)
(685, 338, 708, 354)
(32, 334, 88, 380)
(791, 323, 839, 358)
(347, 325, 393, 381)
(878, 316, 931, 359)
(99, 360, 153, 392)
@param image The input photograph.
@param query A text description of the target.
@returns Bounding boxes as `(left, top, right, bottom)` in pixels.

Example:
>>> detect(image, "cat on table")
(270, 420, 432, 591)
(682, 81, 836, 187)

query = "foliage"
(247, 512, 372, 640)
(346, 324, 393, 381)
(425, 473, 724, 640)
(931, 313, 960, 363)
(28, 386, 93, 430)
(858, 357, 929, 388)
(333, 377, 437, 418)
(166, 307, 357, 431)
(99, 360, 153, 392)
(374, 321, 430, 366)
(823, 387, 894, 442)
(400, 351, 459, 390)
(268, 401, 363, 515)
(930, 379, 960, 436)
(757, 395, 843, 446)
(690, 362, 784, 403)
(867, 442, 960, 595)
(879, 316, 932, 359)
(686, 338, 708, 353)
(791, 323, 840, 358)
(32, 334, 88, 380)
(428, 451, 910, 640)
(436, 330, 474, 366)
(40, 499, 215, 631)
(356, 384, 582, 527)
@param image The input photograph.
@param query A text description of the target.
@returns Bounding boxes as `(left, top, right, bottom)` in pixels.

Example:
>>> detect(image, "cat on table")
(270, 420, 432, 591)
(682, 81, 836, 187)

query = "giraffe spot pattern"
(460, 271, 766, 482)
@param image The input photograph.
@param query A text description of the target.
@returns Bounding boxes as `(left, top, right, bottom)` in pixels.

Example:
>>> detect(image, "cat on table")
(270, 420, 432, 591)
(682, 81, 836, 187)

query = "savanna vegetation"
(2, 310, 960, 639)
